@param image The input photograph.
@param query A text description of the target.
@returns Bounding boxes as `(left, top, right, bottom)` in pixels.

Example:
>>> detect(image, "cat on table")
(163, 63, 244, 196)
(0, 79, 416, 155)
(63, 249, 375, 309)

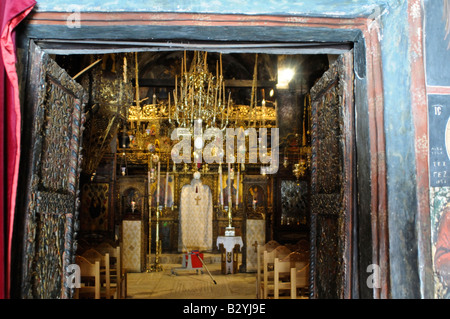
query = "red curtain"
(0, 0, 36, 299)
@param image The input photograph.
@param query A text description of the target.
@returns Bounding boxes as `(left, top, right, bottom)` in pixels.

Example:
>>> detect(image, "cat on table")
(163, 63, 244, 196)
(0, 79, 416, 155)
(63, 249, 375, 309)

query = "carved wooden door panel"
(309, 51, 354, 299)
(20, 42, 87, 298)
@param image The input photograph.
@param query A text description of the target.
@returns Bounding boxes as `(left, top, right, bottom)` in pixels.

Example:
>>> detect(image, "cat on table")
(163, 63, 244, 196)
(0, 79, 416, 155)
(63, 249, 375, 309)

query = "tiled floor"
(126, 260, 257, 299)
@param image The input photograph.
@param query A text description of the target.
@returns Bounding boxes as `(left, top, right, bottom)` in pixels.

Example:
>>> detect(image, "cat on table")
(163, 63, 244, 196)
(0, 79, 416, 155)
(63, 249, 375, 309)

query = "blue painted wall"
(379, 1, 420, 299)
(425, 0, 450, 86)
(33, 0, 393, 17)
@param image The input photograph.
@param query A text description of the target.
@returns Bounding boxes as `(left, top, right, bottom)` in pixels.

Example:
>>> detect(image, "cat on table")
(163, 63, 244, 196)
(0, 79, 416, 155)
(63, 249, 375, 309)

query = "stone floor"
(126, 254, 257, 299)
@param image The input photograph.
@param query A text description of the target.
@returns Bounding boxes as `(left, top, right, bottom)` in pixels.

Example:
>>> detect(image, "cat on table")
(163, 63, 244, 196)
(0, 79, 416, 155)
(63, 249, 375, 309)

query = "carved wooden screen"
(309, 51, 354, 299)
(20, 42, 87, 298)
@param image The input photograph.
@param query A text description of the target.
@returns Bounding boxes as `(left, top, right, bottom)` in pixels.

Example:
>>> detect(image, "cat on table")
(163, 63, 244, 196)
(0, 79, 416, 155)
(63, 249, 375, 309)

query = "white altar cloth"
(216, 236, 243, 252)
(178, 176, 213, 252)
(216, 236, 243, 274)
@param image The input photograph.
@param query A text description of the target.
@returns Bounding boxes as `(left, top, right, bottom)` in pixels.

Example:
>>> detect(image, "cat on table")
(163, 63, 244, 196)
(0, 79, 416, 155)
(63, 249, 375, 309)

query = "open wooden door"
(309, 50, 355, 299)
(18, 41, 87, 298)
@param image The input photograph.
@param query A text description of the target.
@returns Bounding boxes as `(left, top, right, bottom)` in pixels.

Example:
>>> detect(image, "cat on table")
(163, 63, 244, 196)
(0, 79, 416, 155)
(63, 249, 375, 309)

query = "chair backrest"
(95, 243, 121, 269)
(263, 249, 276, 268)
(96, 243, 123, 298)
(274, 256, 310, 299)
(263, 240, 280, 252)
(81, 248, 112, 297)
(75, 255, 100, 299)
(294, 263, 310, 287)
(281, 251, 308, 268)
(273, 245, 291, 259)
(274, 257, 295, 299)
(76, 255, 99, 276)
(96, 242, 119, 257)
(82, 248, 105, 263)
(274, 257, 292, 276)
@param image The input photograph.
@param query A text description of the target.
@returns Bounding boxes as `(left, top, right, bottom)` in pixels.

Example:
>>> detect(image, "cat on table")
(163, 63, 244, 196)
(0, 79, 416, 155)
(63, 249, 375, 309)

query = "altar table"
(216, 236, 243, 274)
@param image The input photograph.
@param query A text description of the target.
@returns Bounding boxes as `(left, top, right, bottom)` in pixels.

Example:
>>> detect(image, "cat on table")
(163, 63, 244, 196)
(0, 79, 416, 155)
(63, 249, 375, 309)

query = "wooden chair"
(264, 240, 280, 252)
(256, 240, 280, 297)
(256, 244, 264, 298)
(96, 243, 127, 299)
(293, 263, 310, 298)
(74, 255, 100, 299)
(82, 248, 117, 299)
(273, 245, 291, 259)
(274, 252, 310, 299)
(274, 257, 294, 299)
(259, 245, 292, 299)
(286, 239, 310, 253)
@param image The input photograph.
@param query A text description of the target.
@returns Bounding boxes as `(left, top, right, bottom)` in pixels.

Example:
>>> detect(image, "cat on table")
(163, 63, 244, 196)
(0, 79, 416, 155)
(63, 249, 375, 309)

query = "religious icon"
(434, 202, 450, 298)
(124, 188, 141, 215)
(221, 174, 242, 208)
(248, 185, 264, 210)
(446, 116, 450, 161)
(147, 143, 155, 152)
(80, 183, 109, 232)
(150, 124, 157, 136)
(150, 174, 174, 208)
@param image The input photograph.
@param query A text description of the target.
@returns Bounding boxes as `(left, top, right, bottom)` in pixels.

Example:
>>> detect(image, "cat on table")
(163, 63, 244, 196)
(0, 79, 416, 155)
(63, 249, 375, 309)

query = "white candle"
(157, 161, 160, 207)
(168, 94, 171, 121)
(228, 163, 231, 207)
(236, 168, 239, 207)
(164, 170, 169, 207)
(148, 170, 151, 210)
(219, 163, 223, 206)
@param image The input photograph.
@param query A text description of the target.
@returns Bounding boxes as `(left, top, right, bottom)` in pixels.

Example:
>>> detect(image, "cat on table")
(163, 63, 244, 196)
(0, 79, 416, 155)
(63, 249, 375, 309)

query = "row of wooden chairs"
(74, 243, 127, 299)
(256, 240, 310, 299)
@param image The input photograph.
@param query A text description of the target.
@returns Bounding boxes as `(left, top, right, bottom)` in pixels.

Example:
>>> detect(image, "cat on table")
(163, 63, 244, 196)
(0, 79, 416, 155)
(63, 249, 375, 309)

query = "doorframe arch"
(14, 11, 389, 299)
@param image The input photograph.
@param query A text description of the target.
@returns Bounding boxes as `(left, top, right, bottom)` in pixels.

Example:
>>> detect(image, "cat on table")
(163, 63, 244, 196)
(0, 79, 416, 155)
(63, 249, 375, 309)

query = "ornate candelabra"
(292, 93, 312, 179)
(293, 147, 311, 180)
(146, 155, 163, 272)
(171, 51, 230, 131)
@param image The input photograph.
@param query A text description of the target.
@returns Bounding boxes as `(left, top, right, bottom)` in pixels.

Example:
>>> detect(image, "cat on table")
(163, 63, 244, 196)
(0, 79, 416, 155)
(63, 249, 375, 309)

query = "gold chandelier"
(170, 51, 230, 130)
(120, 51, 277, 168)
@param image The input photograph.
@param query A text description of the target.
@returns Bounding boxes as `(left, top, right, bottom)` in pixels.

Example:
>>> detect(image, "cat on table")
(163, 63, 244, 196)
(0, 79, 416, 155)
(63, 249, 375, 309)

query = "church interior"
(48, 49, 335, 299)
(5, 0, 450, 303)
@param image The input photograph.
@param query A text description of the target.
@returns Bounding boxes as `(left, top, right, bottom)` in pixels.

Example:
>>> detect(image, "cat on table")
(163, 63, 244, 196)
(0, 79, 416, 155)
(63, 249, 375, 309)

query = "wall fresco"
(425, 0, 450, 299)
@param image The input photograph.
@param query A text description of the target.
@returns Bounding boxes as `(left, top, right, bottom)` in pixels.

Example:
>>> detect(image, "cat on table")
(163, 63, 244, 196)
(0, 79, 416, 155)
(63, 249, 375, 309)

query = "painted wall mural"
(428, 95, 450, 299)
(425, 0, 450, 86)
(426, 0, 450, 299)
